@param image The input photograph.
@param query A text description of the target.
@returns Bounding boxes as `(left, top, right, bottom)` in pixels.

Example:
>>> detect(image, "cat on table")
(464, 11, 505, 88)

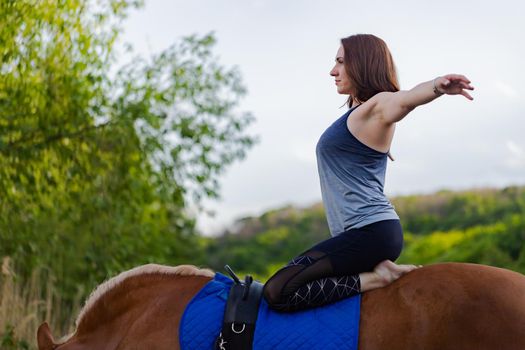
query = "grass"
(0, 257, 80, 349)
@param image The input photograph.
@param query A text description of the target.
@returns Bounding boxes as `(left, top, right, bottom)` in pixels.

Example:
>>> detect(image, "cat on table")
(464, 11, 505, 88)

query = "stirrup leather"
(214, 265, 264, 350)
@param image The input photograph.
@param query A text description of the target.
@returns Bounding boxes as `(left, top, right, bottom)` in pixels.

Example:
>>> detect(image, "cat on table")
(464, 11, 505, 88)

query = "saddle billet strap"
(214, 274, 264, 350)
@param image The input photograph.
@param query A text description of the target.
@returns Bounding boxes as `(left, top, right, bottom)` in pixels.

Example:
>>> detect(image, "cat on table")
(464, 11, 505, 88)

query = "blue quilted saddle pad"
(179, 272, 361, 350)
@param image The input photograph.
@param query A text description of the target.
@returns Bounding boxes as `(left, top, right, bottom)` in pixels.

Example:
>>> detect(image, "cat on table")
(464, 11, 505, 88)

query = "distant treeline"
(198, 186, 525, 280)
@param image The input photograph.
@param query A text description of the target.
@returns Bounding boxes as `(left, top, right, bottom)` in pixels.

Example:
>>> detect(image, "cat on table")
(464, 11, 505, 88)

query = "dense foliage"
(0, 0, 255, 305)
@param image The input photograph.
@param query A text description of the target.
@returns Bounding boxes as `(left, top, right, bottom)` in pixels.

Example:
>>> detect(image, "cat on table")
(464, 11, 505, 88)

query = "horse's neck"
(69, 274, 212, 350)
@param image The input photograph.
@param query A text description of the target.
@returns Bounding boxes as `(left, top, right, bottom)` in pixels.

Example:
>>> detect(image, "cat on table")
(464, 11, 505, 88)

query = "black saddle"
(214, 265, 265, 350)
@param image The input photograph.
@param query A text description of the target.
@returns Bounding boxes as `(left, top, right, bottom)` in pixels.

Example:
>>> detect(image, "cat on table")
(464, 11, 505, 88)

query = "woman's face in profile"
(330, 45, 351, 95)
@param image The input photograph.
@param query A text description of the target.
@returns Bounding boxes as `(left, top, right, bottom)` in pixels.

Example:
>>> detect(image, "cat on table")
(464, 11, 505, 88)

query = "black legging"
(262, 219, 403, 312)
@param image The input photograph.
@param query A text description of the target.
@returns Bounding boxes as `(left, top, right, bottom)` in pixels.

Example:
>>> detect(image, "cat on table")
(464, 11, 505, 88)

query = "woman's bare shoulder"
(351, 93, 388, 122)
(357, 92, 403, 125)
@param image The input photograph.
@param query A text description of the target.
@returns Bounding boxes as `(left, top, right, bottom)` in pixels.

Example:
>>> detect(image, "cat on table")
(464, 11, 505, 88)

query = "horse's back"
(360, 262, 525, 350)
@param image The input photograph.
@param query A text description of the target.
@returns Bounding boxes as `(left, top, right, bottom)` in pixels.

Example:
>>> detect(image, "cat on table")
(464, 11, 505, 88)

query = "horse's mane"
(66, 264, 214, 341)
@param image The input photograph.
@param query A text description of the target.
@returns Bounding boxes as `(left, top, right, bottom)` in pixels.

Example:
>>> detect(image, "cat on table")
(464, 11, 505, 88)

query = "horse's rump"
(359, 262, 525, 349)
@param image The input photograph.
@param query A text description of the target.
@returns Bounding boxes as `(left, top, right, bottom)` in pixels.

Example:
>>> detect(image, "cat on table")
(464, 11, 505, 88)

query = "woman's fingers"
(460, 82, 474, 90)
(446, 78, 472, 87)
(460, 89, 474, 100)
(438, 74, 474, 100)
(444, 73, 471, 83)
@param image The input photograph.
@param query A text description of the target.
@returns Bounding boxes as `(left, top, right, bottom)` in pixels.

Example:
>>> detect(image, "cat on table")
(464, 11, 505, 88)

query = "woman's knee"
(263, 251, 331, 309)
(262, 279, 289, 310)
(262, 264, 307, 309)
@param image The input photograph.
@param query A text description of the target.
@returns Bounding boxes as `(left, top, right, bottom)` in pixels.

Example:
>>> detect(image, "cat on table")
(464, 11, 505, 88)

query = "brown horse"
(37, 262, 525, 350)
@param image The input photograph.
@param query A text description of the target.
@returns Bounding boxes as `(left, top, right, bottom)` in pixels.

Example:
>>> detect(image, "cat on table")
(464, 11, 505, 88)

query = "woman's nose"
(330, 67, 337, 76)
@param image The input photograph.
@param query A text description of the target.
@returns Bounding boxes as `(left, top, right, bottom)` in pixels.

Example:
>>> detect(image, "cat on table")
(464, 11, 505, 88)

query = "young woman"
(262, 33, 474, 312)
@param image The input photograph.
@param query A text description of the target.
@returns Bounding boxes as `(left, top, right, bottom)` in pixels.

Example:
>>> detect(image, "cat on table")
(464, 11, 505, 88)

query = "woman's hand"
(435, 74, 475, 100)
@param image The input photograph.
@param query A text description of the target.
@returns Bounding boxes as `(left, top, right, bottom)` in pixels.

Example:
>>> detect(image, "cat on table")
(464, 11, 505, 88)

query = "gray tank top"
(316, 105, 399, 236)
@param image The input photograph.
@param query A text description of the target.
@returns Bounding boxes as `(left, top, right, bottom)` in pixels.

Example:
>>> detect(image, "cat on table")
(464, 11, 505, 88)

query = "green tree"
(0, 0, 256, 305)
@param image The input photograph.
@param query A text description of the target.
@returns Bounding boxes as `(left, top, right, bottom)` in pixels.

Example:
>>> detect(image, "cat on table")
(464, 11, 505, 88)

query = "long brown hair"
(341, 34, 399, 108)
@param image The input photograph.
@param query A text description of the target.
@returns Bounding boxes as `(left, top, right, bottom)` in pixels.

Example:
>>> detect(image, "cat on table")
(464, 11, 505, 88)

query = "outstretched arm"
(374, 74, 475, 124)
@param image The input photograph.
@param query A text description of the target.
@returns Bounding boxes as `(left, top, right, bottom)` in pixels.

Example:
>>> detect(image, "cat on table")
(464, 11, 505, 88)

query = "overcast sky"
(120, 0, 525, 236)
